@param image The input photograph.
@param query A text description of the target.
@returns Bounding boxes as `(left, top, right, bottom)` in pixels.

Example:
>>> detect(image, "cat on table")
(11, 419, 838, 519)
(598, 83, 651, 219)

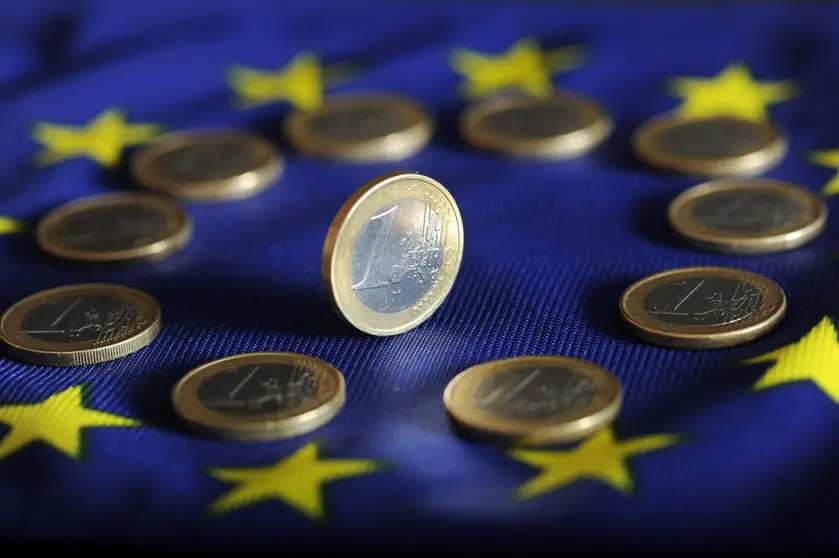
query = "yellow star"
(746, 316, 839, 403)
(0, 385, 141, 461)
(0, 217, 24, 234)
(228, 52, 330, 111)
(31, 107, 162, 168)
(450, 38, 584, 99)
(668, 62, 796, 122)
(207, 441, 384, 520)
(810, 149, 839, 196)
(508, 428, 679, 500)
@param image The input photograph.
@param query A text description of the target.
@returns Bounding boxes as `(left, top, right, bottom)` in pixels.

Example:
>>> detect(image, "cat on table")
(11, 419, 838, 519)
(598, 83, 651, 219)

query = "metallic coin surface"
(322, 171, 463, 336)
(36, 193, 191, 263)
(172, 352, 346, 441)
(284, 93, 433, 162)
(620, 267, 786, 349)
(632, 115, 786, 176)
(460, 91, 612, 159)
(668, 179, 827, 254)
(0, 283, 161, 366)
(131, 130, 283, 201)
(443, 356, 622, 446)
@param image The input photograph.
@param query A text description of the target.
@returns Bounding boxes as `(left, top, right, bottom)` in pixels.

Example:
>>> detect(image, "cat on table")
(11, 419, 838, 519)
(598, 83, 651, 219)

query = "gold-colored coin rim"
(171, 352, 346, 441)
(668, 179, 827, 254)
(0, 283, 161, 366)
(443, 355, 623, 446)
(632, 115, 787, 176)
(460, 90, 613, 159)
(36, 193, 192, 263)
(284, 93, 434, 162)
(322, 171, 464, 336)
(619, 267, 786, 349)
(130, 130, 284, 201)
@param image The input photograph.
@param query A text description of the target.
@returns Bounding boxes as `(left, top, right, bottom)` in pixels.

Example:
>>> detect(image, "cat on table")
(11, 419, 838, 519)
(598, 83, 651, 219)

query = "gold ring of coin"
(668, 179, 827, 254)
(0, 283, 161, 366)
(172, 352, 346, 442)
(620, 267, 786, 349)
(443, 356, 622, 446)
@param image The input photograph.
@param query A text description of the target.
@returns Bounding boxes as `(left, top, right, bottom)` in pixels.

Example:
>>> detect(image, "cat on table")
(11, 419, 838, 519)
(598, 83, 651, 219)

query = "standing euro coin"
(322, 172, 464, 335)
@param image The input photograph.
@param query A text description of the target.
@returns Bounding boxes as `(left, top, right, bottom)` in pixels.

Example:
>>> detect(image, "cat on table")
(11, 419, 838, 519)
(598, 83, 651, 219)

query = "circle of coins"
(0, 284, 161, 366)
(443, 356, 622, 446)
(668, 179, 827, 254)
(632, 115, 786, 176)
(619, 267, 786, 349)
(172, 352, 346, 441)
(460, 91, 613, 159)
(36, 193, 192, 264)
(284, 93, 433, 162)
(322, 171, 464, 336)
(131, 131, 283, 201)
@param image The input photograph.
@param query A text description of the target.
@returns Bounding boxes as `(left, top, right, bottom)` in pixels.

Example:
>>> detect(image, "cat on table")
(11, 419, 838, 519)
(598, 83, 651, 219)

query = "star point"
(0, 217, 24, 234)
(810, 149, 839, 196)
(227, 52, 329, 111)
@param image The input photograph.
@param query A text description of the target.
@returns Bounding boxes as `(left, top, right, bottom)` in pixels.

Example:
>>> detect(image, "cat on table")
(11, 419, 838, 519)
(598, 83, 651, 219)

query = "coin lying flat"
(322, 172, 464, 336)
(620, 267, 786, 349)
(172, 352, 346, 441)
(36, 193, 191, 264)
(0, 284, 161, 366)
(632, 115, 786, 176)
(131, 130, 283, 201)
(460, 91, 612, 159)
(284, 93, 433, 162)
(668, 179, 827, 254)
(443, 356, 622, 446)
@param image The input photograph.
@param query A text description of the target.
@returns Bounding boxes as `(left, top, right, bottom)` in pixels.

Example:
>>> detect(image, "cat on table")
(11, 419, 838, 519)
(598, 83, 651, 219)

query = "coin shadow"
(582, 278, 638, 341)
(631, 192, 683, 248)
(433, 104, 470, 152)
(599, 122, 648, 173)
(97, 148, 142, 192)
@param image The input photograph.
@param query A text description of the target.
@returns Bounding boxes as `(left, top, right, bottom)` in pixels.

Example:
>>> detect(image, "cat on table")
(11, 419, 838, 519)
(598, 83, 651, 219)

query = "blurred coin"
(131, 130, 282, 201)
(620, 267, 785, 349)
(284, 93, 433, 162)
(172, 352, 346, 442)
(0, 283, 161, 366)
(668, 179, 826, 254)
(632, 115, 786, 176)
(36, 193, 191, 264)
(443, 356, 622, 446)
(322, 171, 463, 336)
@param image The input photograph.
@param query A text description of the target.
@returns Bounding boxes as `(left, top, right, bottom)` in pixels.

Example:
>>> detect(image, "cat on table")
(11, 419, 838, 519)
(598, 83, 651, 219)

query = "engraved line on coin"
(647, 279, 706, 316)
(352, 205, 398, 291)
(475, 368, 543, 407)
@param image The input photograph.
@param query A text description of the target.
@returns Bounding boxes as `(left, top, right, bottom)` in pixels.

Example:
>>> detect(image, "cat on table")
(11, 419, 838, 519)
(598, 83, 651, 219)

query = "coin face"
(131, 131, 283, 201)
(284, 93, 433, 162)
(443, 356, 622, 446)
(460, 91, 612, 158)
(668, 179, 827, 254)
(36, 193, 191, 263)
(632, 115, 786, 176)
(0, 284, 161, 366)
(620, 267, 786, 349)
(172, 352, 346, 441)
(322, 172, 464, 336)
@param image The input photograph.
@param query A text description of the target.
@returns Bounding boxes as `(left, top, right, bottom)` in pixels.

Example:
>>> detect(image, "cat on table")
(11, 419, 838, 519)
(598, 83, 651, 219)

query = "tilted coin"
(0, 283, 161, 366)
(322, 171, 464, 336)
(172, 352, 346, 442)
(131, 130, 283, 201)
(460, 91, 612, 159)
(443, 356, 622, 446)
(632, 115, 786, 176)
(284, 93, 433, 162)
(36, 193, 192, 264)
(668, 179, 827, 254)
(620, 267, 786, 349)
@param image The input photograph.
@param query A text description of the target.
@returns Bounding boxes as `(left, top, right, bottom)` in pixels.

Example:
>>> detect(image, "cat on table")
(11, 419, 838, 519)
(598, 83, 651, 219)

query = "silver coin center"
(483, 103, 586, 138)
(152, 142, 262, 182)
(197, 363, 319, 416)
(656, 119, 763, 159)
(690, 189, 803, 234)
(20, 294, 140, 344)
(49, 205, 170, 252)
(642, 277, 765, 326)
(308, 106, 408, 142)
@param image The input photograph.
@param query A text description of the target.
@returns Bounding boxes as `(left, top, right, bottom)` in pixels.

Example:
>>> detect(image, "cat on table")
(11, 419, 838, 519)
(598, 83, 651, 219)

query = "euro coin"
(284, 93, 433, 162)
(620, 267, 786, 349)
(131, 130, 283, 201)
(0, 283, 161, 366)
(36, 193, 191, 264)
(171, 352, 346, 442)
(668, 179, 827, 254)
(460, 91, 612, 159)
(443, 356, 622, 446)
(322, 171, 463, 336)
(632, 115, 786, 176)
